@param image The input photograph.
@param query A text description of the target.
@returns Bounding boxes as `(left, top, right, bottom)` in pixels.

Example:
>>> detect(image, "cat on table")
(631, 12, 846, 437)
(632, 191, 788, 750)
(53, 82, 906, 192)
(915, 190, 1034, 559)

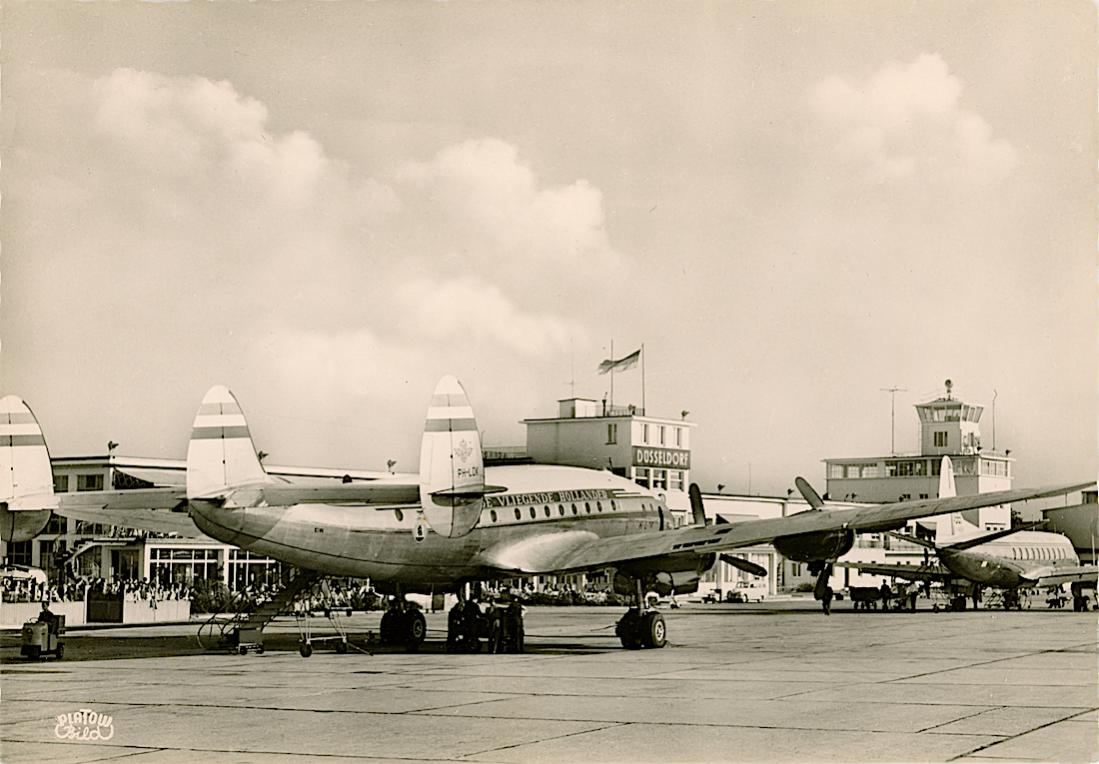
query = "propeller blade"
(720, 554, 768, 577)
(688, 483, 707, 526)
(795, 477, 825, 510)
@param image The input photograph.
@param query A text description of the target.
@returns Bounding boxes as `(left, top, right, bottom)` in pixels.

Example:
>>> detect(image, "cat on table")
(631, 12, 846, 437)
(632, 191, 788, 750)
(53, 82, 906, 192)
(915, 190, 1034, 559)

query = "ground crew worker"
(37, 601, 58, 634)
(879, 581, 892, 611)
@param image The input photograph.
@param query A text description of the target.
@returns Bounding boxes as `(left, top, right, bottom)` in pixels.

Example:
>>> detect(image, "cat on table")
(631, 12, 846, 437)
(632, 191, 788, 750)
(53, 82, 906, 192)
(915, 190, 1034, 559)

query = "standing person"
(879, 581, 892, 612)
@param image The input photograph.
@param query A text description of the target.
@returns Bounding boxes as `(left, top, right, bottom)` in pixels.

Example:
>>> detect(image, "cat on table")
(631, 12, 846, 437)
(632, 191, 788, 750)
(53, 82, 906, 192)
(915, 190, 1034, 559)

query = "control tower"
(824, 380, 1013, 530)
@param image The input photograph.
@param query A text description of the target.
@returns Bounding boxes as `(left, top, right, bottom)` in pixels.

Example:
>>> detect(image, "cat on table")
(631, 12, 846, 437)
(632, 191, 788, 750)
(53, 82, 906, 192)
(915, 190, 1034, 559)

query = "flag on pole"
(598, 348, 641, 375)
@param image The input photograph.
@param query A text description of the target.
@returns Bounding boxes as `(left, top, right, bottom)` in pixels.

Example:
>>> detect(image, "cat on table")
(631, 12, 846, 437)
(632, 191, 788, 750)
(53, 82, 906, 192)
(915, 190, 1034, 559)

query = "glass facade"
(149, 547, 220, 587)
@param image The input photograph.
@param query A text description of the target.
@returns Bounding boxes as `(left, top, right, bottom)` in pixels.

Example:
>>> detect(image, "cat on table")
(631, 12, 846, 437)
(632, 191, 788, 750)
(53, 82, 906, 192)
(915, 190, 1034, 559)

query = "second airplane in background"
(838, 457, 1097, 611)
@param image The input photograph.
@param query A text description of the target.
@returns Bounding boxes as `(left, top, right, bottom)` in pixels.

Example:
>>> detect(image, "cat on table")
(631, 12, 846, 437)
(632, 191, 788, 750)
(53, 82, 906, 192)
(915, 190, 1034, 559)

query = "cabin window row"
(485, 499, 659, 525)
(1008, 545, 1067, 561)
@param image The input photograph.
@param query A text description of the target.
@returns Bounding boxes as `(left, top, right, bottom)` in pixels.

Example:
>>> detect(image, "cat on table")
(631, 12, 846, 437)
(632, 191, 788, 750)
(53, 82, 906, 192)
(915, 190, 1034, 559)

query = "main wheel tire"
(616, 608, 643, 650)
(55, 644, 64, 660)
(299, 643, 313, 658)
(380, 610, 396, 645)
(640, 612, 667, 649)
(256, 645, 265, 655)
(406, 610, 426, 651)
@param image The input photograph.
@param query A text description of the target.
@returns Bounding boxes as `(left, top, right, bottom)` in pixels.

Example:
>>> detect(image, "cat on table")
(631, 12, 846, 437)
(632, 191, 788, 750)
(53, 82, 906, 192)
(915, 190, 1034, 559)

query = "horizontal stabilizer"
(431, 484, 508, 499)
(887, 531, 936, 550)
(8, 493, 61, 512)
(1035, 565, 1099, 588)
(941, 521, 1047, 551)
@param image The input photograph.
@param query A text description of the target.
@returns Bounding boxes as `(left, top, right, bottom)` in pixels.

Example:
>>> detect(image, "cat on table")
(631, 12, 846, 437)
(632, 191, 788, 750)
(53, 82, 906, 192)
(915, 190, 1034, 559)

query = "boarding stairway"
(197, 570, 322, 652)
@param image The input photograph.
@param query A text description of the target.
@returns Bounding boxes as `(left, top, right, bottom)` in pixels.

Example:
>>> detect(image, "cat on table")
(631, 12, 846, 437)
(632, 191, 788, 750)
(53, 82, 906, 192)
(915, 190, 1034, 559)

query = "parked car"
(726, 583, 767, 603)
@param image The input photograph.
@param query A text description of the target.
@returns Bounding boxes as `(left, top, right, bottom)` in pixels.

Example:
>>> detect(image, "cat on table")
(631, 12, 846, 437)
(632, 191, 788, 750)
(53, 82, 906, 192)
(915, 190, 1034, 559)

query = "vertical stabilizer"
(186, 386, 268, 499)
(419, 375, 485, 538)
(935, 456, 977, 542)
(0, 396, 57, 542)
(938, 456, 956, 499)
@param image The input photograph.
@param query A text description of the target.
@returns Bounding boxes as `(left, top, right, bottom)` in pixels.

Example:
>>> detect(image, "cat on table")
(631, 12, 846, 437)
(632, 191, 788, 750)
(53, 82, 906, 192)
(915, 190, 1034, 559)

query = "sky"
(2, 1, 1095, 495)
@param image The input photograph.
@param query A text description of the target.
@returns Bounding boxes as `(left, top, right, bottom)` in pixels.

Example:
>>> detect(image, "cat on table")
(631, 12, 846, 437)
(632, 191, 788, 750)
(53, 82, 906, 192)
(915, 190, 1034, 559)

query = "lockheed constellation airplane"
(1, 382, 1092, 651)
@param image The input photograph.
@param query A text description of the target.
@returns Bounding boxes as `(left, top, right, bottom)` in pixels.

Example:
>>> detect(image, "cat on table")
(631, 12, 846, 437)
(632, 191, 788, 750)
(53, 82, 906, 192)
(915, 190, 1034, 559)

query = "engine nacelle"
(773, 529, 855, 563)
(613, 553, 715, 596)
(0, 505, 52, 544)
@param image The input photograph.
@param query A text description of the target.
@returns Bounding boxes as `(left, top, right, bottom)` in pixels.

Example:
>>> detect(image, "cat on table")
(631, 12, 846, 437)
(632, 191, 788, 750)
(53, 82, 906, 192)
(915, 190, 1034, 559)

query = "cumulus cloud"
(394, 275, 580, 357)
(811, 54, 1017, 184)
(396, 138, 622, 274)
(5, 67, 614, 447)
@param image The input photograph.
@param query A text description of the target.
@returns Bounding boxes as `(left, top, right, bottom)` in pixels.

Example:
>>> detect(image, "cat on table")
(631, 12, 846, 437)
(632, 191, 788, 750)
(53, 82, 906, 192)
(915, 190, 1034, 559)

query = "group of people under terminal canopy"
(1, 575, 190, 605)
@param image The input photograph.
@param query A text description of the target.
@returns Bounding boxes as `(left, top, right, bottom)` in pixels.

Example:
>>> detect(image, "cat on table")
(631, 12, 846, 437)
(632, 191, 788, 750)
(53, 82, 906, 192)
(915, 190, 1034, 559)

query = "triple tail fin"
(0, 395, 57, 542)
(418, 375, 489, 538)
(186, 386, 269, 500)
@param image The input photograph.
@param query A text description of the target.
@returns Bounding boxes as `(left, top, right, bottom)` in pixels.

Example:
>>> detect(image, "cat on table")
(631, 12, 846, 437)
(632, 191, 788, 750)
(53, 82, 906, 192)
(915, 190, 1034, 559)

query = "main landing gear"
(379, 594, 427, 651)
(615, 580, 667, 649)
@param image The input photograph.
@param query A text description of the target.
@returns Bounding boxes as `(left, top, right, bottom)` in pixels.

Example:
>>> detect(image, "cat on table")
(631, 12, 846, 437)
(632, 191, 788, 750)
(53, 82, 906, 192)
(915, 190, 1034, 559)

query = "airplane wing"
(834, 560, 952, 583)
(56, 488, 201, 537)
(1033, 566, 1099, 588)
(479, 481, 1094, 575)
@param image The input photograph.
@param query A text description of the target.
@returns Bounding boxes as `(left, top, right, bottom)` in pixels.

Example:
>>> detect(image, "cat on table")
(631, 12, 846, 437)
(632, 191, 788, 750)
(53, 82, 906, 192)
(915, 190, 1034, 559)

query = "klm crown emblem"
(454, 439, 473, 463)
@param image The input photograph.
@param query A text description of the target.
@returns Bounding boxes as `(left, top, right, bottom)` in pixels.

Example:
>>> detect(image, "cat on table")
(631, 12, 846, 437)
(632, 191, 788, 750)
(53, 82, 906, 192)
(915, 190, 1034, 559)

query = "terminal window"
(53, 474, 69, 493)
(934, 432, 948, 447)
(606, 423, 617, 444)
(77, 473, 104, 492)
(8, 540, 32, 566)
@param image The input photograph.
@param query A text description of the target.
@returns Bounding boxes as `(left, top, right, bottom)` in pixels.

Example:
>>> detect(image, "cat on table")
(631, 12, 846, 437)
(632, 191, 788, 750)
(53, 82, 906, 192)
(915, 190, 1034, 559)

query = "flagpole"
(641, 343, 646, 414)
(609, 339, 614, 409)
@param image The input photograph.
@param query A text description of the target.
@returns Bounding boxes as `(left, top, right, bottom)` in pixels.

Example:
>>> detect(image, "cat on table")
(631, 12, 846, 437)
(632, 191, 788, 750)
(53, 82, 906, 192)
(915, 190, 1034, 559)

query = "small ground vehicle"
(21, 616, 65, 660)
(726, 583, 767, 603)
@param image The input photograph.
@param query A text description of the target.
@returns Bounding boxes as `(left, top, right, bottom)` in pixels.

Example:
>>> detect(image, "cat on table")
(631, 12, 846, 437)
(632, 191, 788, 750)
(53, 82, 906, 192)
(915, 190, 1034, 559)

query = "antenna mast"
(880, 386, 907, 455)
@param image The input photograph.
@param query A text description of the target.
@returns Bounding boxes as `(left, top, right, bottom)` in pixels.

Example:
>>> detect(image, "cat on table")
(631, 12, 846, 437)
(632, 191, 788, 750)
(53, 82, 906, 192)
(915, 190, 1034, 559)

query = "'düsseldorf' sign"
(633, 447, 691, 470)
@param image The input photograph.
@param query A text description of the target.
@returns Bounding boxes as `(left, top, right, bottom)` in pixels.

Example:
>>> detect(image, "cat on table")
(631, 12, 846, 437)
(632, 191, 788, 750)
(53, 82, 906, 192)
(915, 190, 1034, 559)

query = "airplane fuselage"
(937, 531, 1081, 589)
(188, 464, 670, 589)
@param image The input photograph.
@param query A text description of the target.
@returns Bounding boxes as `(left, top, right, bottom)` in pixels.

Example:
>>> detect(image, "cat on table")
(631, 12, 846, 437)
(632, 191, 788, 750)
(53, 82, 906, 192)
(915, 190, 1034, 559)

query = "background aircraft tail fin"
(419, 375, 486, 538)
(0, 395, 58, 542)
(938, 456, 957, 499)
(186, 386, 269, 500)
(934, 456, 977, 543)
